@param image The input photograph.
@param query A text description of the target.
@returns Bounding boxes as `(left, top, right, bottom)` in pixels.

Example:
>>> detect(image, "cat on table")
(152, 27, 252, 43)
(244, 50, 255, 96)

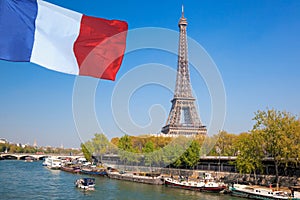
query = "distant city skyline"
(0, 137, 64, 149)
(0, 0, 300, 148)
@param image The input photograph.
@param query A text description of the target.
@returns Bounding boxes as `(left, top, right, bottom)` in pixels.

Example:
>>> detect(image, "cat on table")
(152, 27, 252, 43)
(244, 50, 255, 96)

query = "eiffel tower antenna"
(161, 6, 207, 137)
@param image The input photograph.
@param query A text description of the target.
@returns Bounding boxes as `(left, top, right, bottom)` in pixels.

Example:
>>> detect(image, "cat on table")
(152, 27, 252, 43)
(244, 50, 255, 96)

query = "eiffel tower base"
(161, 125, 207, 137)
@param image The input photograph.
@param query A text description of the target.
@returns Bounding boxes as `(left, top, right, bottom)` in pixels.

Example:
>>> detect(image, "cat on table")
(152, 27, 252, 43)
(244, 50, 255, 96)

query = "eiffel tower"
(161, 6, 207, 136)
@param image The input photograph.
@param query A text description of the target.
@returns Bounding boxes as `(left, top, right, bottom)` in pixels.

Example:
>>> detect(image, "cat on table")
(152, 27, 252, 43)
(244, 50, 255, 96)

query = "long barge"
(107, 171, 164, 185)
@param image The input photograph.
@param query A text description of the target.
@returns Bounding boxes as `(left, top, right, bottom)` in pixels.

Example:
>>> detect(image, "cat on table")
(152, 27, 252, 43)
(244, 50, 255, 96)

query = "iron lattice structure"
(161, 7, 207, 136)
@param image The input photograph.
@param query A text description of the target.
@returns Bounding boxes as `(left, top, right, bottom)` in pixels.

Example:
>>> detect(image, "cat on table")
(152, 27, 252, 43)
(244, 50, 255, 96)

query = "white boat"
(164, 173, 227, 192)
(43, 157, 61, 170)
(229, 183, 300, 200)
(75, 178, 95, 191)
(42, 157, 50, 166)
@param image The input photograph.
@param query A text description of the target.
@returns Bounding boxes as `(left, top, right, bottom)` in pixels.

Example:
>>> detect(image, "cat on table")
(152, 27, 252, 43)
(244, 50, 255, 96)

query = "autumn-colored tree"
(110, 137, 119, 147)
(210, 131, 238, 156)
(252, 109, 300, 184)
(234, 131, 264, 183)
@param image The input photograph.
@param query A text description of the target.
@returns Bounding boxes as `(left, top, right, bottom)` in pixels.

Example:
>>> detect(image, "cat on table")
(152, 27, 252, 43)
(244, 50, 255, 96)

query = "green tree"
(234, 131, 264, 183)
(214, 131, 238, 156)
(81, 143, 92, 162)
(0, 143, 6, 152)
(118, 135, 133, 151)
(174, 140, 200, 169)
(81, 133, 111, 163)
(183, 140, 201, 169)
(92, 133, 110, 163)
(142, 141, 155, 166)
(252, 109, 300, 184)
(8, 145, 18, 153)
(142, 141, 154, 153)
(163, 142, 181, 167)
(149, 149, 163, 167)
(117, 135, 141, 165)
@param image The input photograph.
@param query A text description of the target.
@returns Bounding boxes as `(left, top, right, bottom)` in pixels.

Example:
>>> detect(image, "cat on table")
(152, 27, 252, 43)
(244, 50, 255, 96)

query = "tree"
(0, 143, 6, 152)
(252, 109, 300, 185)
(234, 131, 264, 183)
(213, 131, 238, 156)
(142, 141, 155, 166)
(111, 137, 119, 147)
(80, 133, 110, 163)
(173, 140, 200, 169)
(164, 142, 182, 168)
(117, 135, 141, 165)
(142, 141, 154, 153)
(81, 143, 92, 162)
(182, 140, 201, 169)
(118, 135, 133, 152)
(92, 133, 110, 163)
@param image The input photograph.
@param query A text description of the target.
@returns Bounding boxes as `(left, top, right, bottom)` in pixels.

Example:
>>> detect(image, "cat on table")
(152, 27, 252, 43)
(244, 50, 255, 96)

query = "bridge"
(0, 153, 82, 160)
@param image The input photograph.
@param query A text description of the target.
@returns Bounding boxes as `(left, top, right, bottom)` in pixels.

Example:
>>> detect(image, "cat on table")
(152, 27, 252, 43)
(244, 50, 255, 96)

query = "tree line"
(81, 109, 300, 184)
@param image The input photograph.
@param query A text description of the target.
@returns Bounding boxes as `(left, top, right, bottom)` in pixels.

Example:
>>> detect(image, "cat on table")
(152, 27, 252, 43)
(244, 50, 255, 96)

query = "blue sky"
(0, 0, 300, 148)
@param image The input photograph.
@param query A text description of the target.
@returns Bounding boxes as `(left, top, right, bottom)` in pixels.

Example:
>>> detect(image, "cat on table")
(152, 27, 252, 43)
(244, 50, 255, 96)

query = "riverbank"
(1, 160, 238, 200)
(106, 164, 300, 188)
(224, 173, 300, 188)
(2, 159, 299, 200)
(1, 155, 299, 189)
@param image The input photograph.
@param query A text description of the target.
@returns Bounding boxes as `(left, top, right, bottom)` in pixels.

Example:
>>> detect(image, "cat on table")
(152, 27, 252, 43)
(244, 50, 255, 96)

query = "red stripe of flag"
(74, 15, 128, 80)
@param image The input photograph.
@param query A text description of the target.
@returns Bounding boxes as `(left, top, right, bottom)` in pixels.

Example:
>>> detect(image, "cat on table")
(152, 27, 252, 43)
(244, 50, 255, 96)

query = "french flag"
(0, 0, 128, 80)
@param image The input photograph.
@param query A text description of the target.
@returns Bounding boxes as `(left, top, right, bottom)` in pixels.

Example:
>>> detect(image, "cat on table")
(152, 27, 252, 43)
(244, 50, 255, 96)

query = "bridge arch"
(2, 154, 18, 160)
(19, 155, 35, 160)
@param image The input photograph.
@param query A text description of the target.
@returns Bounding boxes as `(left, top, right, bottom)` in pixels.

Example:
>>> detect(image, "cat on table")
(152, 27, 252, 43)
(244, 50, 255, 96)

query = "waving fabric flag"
(0, 0, 128, 80)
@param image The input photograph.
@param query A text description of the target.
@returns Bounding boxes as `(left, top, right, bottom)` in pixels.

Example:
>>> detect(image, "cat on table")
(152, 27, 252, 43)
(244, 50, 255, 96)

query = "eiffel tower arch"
(161, 6, 207, 137)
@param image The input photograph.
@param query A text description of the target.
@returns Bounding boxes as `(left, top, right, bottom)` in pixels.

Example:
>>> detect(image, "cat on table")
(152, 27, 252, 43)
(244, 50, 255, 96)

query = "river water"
(0, 160, 243, 200)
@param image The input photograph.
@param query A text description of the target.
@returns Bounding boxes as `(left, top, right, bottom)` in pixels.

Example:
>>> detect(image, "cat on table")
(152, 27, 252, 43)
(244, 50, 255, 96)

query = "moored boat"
(75, 178, 95, 191)
(164, 173, 226, 192)
(43, 157, 62, 170)
(61, 165, 81, 173)
(229, 183, 300, 200)
(80, 166, 107, 176)
(107, 171, 164, 185)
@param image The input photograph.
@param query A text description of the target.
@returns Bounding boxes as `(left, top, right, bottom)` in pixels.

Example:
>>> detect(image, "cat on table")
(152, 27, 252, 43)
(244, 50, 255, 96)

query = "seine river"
(0, 160, 243, 200)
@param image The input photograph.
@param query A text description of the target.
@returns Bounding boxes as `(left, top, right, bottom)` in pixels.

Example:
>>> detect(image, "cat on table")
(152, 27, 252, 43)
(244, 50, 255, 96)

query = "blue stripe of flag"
(0, 0, 37, 62)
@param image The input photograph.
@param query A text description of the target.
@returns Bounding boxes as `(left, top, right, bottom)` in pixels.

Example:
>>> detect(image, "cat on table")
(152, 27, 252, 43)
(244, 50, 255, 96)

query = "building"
(0, 138, 8, 144)
(161, 6, 207, 137)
